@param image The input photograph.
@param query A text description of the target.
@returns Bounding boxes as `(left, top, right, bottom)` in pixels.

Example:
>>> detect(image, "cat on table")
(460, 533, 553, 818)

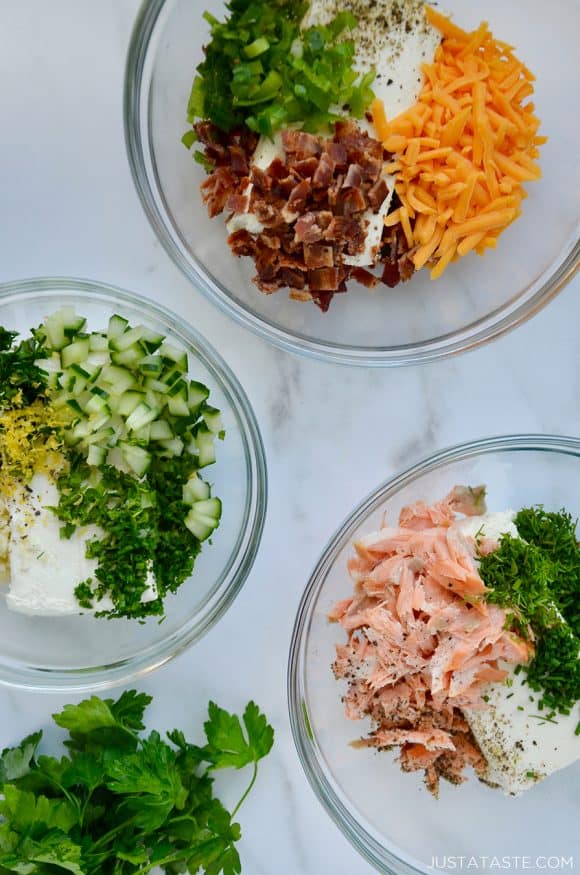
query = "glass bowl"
(0, 278, 267, 692)
(288, 435, 580, 873)
(124, 0, 579, 366)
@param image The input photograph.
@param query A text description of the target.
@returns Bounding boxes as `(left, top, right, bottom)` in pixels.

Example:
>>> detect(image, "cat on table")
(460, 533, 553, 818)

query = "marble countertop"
(0, 3, 579, 874)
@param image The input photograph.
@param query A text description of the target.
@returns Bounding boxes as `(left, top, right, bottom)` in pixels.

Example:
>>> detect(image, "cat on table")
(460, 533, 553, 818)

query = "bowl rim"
(0, 276, 268, 693)
(123, 0, 580, 368)
(287, 433, 580, 874)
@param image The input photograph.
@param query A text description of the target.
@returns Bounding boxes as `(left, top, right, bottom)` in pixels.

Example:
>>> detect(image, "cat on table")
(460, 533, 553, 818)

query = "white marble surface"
(0, 2, 579, 874)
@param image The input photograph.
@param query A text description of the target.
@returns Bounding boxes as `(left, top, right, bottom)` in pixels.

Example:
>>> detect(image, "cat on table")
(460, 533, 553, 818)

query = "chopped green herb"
(0, 691, 274, 874)
(529, 714, 559, 725)
(515, 506, 580, 637)
(185, 0, 375, 142)
(0, 326, 48, 408)
(53, 453, 203, 619)
(479, 507, 580, 718)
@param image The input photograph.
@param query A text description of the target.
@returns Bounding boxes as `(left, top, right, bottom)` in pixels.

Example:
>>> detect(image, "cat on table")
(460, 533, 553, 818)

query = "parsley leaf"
(109, 690, 153, 731)
(197, 701, 274, 771)
(0, 786, 77, 834)
(53, 696, 118, 736)
(0, 733, 42, 783)
(0, 691, 274, 874)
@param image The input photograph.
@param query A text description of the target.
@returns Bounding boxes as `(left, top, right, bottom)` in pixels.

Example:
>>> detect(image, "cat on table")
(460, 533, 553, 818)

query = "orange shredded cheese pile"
(372, 7, 546, 280)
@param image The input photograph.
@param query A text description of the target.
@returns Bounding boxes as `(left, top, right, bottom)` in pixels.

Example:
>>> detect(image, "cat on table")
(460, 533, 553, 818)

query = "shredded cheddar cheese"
(372, 8, 545, 279)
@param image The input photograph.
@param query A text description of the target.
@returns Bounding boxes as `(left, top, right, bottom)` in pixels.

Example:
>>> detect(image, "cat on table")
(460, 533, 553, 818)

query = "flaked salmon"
(331, 486, 532, 796)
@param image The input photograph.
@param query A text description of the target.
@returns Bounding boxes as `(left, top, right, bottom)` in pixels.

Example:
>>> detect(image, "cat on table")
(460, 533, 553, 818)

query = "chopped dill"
(479, 506, 580, 719)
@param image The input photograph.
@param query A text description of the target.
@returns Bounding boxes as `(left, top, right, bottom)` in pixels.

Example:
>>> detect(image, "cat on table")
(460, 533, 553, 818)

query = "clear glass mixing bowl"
(0, 278, 267, 692)
(124, 0, 579, 365)
(289, 435, 580, 873)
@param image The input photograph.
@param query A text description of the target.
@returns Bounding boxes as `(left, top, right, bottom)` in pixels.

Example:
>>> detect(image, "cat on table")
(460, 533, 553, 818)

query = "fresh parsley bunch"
(0, 691, 274, 874)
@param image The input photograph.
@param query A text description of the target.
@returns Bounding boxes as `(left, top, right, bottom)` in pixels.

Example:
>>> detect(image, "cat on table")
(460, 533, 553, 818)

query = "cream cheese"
(342, 174, 396, 267)
(456, 510, 519, 544)
(466, 669, 580, 795)
(0, 473, 157, 616)
(455, 509, 580, 793)
(302, 0, 441, 127)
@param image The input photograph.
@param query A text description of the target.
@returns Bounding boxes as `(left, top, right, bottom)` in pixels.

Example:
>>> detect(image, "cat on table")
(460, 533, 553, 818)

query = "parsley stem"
(90, 814, 137, 851)
(232, 761, 258, 818)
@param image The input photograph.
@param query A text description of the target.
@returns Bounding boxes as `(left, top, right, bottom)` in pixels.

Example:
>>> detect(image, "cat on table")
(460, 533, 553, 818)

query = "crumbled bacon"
(368, 177, 389, 212)
(304, 243, 334, 270)
(193, 118, 416, 309)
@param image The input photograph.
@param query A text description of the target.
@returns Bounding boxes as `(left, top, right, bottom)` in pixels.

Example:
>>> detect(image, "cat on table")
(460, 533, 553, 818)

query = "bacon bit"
(304, 243, 334, 270)
(194, 119, 410, 307)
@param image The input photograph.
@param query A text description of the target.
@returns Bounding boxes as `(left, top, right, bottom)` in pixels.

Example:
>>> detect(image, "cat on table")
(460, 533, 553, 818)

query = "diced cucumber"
(195, 424, 217, 467)
(184, 513, 217, 541)
(107, 314, 129, 339)
(150, 420, 173, 441)
(140, 328, 165, 354)
(66, 398, 83, 415)
(138, 355, 164, 375)
(35, 352, 61, 389)
(126, 401, 159, 432)
(44, 309, 221, 487)
(85, 427, 115, 446)
(89, 332, 109, 352)
(160, 366, 183, 388)
(159, 437, 184, 457)
(85, 393, 110, 416)
(134, 424, 151, 444)
(114, 390, 144, 417)
(167, 378, 188, 399)
(41, 307, 86, 350)
(100, 365, 137, 395)
(72, 420, 93, 440)
(188, 380, 210, 408)
(85, 351, 110, 369)
(87, 445, 107, 466)
(88, 412, 111, 433)
(184, 498, 222, 541)
(61, 308, 87, 337)
(168, 395, 190, 417)
(144, 377, 170, 395)
(69, 363, 92, 381)
(120, 442, 151, 477)
(110, 344, 145, 368)
(109, 325, 146, 352)
(191, 498, 221, 520)
(158, 341, 188, 371)
(182, 475, 211, 505)
(43, 317, 66, 351)
(61, 338, 90, 368)
(202, 405, 224, 435)
(145, 388, 165, 410)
